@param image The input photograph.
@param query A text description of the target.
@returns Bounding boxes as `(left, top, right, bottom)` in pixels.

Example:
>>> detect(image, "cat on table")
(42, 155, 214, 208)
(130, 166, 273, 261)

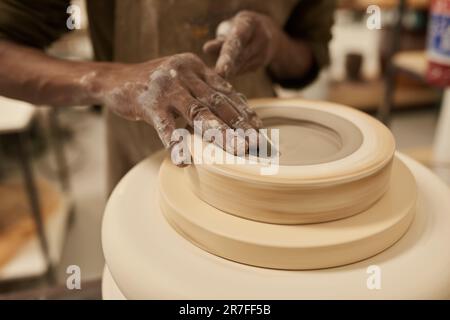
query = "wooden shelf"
(328, 78, 439, 111)
(0, 177, 71, 280)
(393, 50, 427, 78)
(344, 0, 430, 10)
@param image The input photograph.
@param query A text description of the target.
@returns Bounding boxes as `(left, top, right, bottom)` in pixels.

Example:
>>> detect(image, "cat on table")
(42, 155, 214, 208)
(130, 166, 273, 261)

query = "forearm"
(268, 34, 314, 81)
(0, 40, 113, 107)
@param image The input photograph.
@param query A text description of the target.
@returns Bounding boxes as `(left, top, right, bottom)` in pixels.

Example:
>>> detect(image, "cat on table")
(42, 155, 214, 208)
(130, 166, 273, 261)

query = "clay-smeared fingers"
(204, 71, 263, 129)
(227, 92, 263, 129)
(143, 109, 195, 168)
(220, 91, 262, 129)
(171, 88, 248, 155)
(215, 19, 253, 78)
(188, 78, 254, 131)
(141, 107, 177, 149)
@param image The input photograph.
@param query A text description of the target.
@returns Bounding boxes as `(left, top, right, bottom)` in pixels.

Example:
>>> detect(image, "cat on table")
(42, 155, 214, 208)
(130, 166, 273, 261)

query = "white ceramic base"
(102, 151, 450, 299)
(102, 266, 126, 300)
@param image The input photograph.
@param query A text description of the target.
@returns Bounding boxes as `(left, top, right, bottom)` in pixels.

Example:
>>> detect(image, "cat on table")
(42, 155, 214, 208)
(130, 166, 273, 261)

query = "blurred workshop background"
(0, 0, 449, 298)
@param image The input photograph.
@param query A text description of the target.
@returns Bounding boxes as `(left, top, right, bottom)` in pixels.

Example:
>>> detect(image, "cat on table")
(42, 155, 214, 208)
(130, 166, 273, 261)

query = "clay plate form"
(160, 156, 416, 270)
(185, 98, 396, 224)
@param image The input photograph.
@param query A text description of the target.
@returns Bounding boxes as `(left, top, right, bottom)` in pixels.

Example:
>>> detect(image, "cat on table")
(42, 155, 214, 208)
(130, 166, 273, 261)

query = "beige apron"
(106, 0, 299, 192)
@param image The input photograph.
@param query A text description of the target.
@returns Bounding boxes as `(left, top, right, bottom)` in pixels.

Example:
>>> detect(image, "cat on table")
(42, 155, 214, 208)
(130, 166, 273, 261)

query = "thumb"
(203, 39, 224, 56)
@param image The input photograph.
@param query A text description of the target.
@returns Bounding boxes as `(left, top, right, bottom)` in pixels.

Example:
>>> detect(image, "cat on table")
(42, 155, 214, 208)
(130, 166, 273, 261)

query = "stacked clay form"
(159, 98, 417, 270)
(185, 100, 396, 224)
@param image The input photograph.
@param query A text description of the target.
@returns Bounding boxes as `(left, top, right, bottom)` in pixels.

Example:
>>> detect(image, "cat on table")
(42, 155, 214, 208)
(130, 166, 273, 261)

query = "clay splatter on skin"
(79, 71, 97, 86)
(60, 70, 98, 106)
(138, 68, 166, 109)
(216, 20, 232, 38)
(139, 67, 175, 146)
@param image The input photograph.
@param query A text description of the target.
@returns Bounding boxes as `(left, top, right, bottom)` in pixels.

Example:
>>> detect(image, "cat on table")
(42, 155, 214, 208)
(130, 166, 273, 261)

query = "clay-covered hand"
(203, 10, 282, 79)
(94, 53, 262, 153)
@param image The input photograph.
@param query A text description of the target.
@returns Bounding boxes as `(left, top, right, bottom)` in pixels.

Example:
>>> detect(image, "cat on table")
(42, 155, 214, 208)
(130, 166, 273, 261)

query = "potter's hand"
(0, 40, 262, 161)
(203, 11, 282, 79)
(97, 53, 262, 151)
(203, 11, 315, 82)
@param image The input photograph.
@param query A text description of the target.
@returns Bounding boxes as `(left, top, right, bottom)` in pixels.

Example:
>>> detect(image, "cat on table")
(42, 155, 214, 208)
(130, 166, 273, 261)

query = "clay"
(186, 98, 396, 224)
(263, 116, 361, 165)
(160, 156, 416, 270)
(102, 151, 450, 299)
